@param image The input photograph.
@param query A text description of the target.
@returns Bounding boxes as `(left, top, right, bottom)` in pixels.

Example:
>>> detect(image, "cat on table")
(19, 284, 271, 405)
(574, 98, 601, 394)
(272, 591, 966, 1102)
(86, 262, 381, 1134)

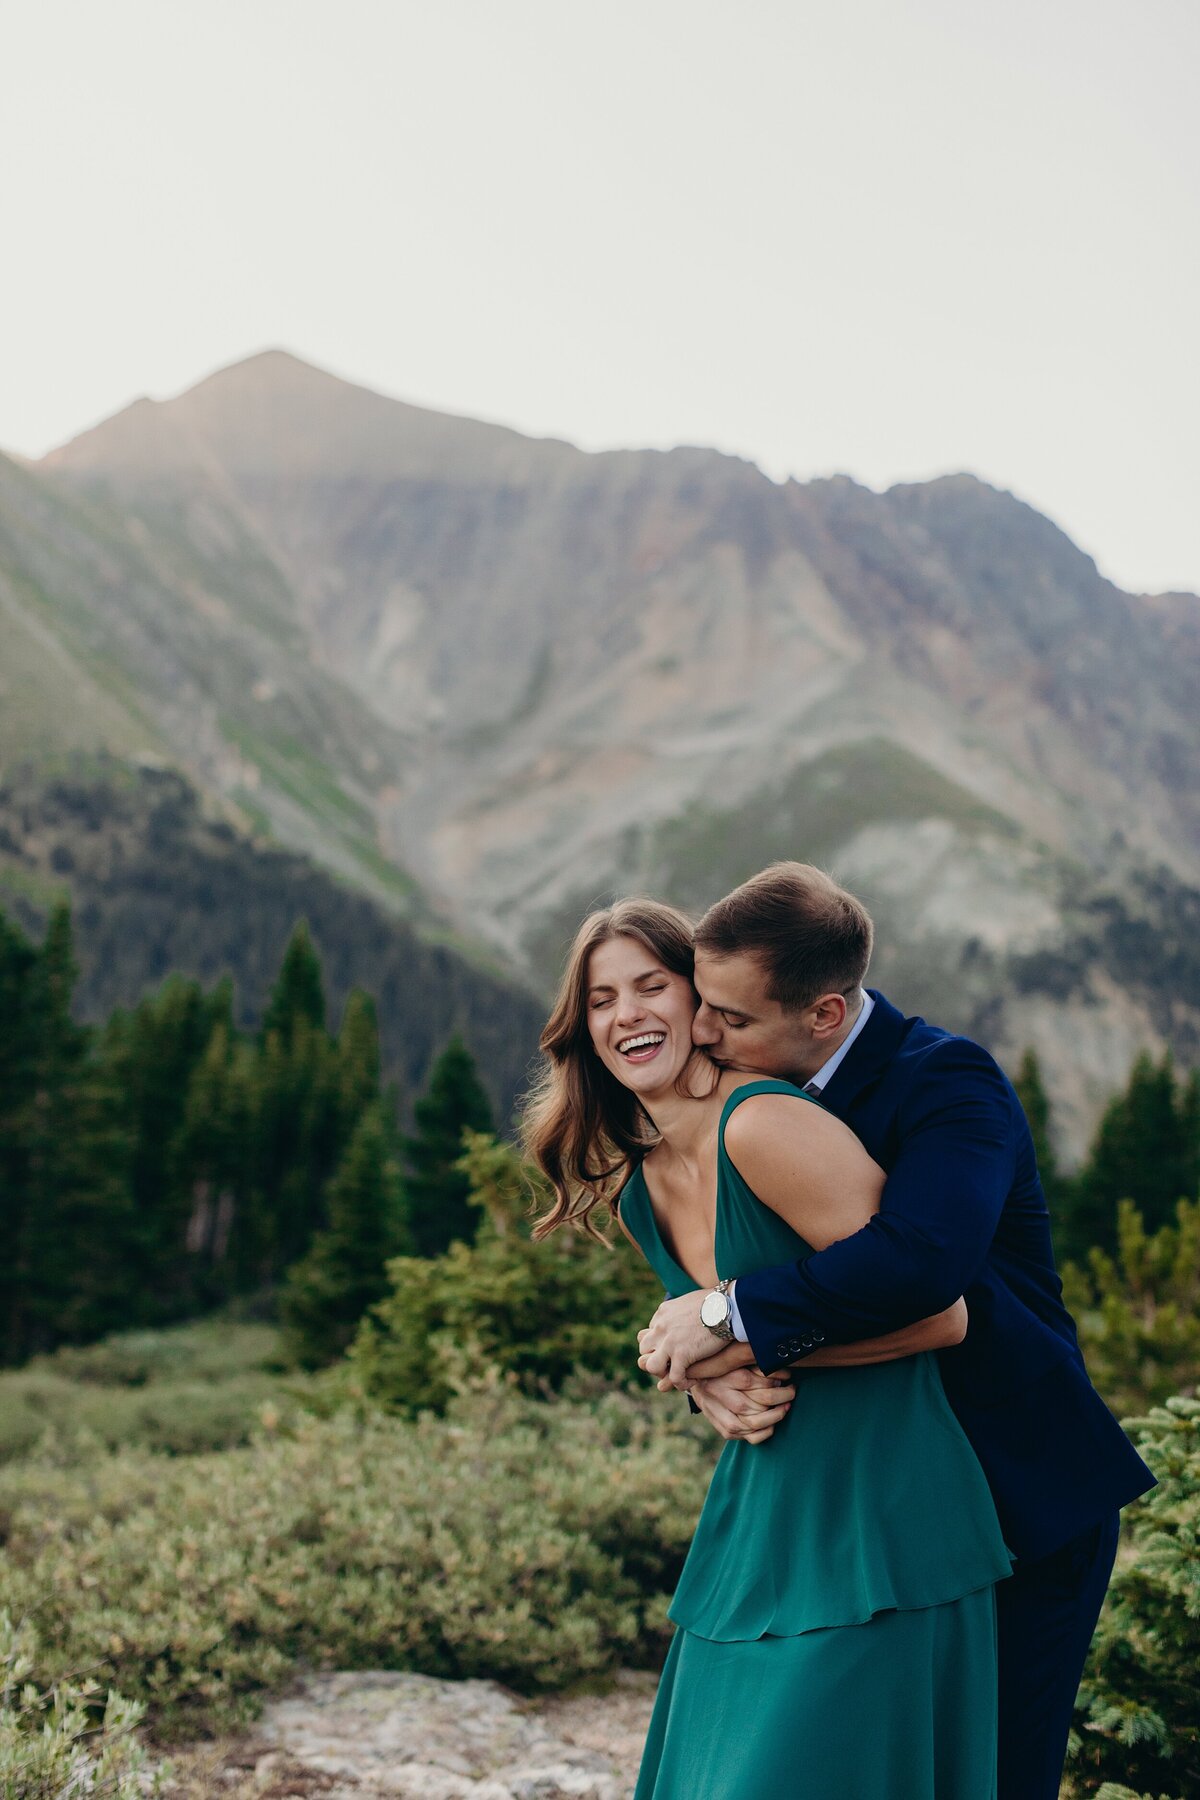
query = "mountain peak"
(43, 349, 579, 486)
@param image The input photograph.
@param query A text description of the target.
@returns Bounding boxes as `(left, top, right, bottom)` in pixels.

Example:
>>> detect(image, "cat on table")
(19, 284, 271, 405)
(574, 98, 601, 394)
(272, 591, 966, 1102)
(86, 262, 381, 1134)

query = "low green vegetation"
(0, 1319, 312, 1462)
(0, 1610, 161, 1799)
(0, 1384, 713, 1740)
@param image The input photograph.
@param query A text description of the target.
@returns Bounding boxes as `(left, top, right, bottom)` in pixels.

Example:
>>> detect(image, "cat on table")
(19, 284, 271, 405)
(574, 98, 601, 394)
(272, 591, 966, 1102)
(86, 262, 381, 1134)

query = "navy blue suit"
(733, 991, 1154, 1798)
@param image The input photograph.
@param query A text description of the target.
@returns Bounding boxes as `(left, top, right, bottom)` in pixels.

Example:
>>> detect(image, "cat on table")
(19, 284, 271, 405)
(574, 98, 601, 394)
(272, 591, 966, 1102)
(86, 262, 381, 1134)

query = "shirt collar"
(805, 990, 875, 1092)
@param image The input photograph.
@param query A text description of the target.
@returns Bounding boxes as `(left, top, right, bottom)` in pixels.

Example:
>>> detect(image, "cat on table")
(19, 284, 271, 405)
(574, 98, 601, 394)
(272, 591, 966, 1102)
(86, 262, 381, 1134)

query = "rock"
(160, 1671, 656, 1800)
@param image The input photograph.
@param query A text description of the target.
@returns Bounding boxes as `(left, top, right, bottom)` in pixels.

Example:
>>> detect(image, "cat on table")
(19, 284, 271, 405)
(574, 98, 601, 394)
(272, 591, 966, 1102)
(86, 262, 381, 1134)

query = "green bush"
(1062, 1201, 1200, 1419)
(0, 1319, 315, 1461)
(35, 1319, 288, 1387)
(0, 1609, 161, 1799)
(0, 1383, 714, 1740)
(350, 1132, 662, 1414)
(1069, 1396, 1200, 1798)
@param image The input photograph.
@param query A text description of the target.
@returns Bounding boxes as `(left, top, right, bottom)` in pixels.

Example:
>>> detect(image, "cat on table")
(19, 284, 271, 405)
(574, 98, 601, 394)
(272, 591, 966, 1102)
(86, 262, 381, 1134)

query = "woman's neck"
(639, 1060, 739, 1171)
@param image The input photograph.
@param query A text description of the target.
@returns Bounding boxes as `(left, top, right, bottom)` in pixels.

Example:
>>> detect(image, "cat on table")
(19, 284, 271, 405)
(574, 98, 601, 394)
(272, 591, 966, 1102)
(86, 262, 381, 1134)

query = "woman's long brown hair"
(523, 898, 706, 1240)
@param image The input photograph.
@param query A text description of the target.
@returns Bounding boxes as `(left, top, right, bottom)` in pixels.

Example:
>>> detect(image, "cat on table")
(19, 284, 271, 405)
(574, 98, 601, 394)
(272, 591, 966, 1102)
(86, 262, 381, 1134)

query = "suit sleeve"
(733, 1039, 1018, 1373)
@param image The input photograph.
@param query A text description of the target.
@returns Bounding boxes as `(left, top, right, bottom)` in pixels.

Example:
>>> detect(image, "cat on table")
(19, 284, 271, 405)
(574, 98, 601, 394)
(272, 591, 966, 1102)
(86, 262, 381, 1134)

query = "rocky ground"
(159, 1671, 658, 1799)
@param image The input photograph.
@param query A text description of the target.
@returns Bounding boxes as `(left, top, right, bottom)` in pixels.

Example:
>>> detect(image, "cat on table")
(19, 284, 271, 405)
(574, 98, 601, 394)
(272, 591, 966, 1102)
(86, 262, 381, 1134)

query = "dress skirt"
(633, 1585, 1000, 1800)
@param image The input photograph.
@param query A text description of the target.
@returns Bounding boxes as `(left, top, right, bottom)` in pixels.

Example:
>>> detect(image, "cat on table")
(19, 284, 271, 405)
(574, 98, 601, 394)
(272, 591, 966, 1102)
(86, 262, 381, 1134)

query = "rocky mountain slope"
(6, 349, 1197, 1152)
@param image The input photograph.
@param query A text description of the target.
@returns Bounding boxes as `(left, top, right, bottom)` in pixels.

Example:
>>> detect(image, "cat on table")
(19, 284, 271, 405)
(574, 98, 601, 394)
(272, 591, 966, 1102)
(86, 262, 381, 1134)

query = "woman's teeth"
(619, 1033, 666, 1060)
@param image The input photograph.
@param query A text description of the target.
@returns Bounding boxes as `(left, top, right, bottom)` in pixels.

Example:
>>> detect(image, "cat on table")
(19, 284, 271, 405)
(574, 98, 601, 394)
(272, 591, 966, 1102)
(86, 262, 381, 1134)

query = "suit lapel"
(817, 989, 910, 1117)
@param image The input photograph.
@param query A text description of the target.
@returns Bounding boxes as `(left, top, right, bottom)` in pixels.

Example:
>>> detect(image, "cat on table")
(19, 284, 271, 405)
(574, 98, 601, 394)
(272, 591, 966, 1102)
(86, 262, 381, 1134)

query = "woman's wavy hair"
(523, 897, 707, 1240)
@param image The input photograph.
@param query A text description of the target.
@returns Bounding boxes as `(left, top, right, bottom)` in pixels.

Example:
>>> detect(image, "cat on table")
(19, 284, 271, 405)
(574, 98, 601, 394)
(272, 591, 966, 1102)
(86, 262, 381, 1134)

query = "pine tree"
(0, 910, 42, 1362)
(173, 1016, 258, 1303)
(1013, 1049, 1074, 1253)
(261, 920, 326, 1047)
(16, 904, 131, 1354)
(401, 1036, 495, 1257)
(336, 987, 383, 1135)
(97, 972, 219, 1324)
(279, 1102, 410, 1368)
(254, 924, 340, 1273)
(1064, 1052, 1200, 1261)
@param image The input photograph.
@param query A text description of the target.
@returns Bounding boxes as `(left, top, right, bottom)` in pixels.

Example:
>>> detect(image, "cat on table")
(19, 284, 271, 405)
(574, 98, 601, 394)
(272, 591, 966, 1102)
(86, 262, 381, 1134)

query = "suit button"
(811, 1331, 826, 1345)
(775, 1344, 791, 1362)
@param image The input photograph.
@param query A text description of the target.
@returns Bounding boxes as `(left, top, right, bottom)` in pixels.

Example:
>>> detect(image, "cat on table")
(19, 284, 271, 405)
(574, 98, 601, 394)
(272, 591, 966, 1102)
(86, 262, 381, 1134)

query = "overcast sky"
(2, 0, 1196, 593)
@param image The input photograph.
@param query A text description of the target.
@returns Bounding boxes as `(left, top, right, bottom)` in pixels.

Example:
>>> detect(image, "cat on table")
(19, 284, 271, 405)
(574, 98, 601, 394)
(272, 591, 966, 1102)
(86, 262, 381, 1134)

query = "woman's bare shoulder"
(722, 1089, 856, 1161)
(723, 1091, 883, 1246)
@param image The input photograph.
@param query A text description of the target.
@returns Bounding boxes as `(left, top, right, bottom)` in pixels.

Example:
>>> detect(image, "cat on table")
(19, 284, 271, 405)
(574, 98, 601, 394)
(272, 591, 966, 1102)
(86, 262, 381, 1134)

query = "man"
(638, 862, 1154, 1800)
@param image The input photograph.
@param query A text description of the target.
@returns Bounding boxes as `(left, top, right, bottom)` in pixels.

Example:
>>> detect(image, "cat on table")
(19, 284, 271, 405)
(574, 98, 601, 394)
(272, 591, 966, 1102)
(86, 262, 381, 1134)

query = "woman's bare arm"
(720, 1095, 967, 1367)
(683, 1295, 967, 1389)
(798, 1297, 967, 1364)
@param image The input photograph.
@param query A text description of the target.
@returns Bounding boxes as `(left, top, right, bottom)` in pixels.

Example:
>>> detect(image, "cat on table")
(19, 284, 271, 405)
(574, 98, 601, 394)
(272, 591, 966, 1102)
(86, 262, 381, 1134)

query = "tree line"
(1014, 1047, 1199, 1266)
(3, 891, 1197, 1375)
(0, 900, 495, 1367)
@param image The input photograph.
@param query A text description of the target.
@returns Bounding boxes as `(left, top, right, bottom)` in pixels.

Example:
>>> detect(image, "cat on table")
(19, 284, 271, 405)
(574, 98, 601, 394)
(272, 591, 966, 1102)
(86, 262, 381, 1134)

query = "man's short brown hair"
(694, 862, 874, 1012)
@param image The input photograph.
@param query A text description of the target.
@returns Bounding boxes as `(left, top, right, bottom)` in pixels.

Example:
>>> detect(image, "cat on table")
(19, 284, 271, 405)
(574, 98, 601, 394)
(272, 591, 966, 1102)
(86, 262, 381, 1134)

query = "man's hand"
(638, 1292, 731, 1388)
(687, 1364, 795, 1444)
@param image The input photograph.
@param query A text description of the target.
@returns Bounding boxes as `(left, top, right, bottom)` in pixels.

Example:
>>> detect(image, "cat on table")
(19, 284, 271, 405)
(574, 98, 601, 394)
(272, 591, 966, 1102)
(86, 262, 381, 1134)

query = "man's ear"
(809, 991, 849, 1040)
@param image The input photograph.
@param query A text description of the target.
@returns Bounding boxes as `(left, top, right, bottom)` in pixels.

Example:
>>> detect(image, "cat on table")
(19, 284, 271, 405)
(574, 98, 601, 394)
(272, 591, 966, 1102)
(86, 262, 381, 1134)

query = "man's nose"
(692, 1005, 721, 1046)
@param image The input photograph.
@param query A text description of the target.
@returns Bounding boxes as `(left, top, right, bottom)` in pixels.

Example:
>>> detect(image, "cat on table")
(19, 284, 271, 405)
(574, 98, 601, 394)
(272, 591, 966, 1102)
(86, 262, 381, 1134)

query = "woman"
(525, 899, 1012, 1799)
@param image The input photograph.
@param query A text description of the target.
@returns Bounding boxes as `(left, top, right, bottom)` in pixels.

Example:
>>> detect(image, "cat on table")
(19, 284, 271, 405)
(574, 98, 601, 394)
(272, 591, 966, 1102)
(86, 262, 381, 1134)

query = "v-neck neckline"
(629, 1157, 716, 1294)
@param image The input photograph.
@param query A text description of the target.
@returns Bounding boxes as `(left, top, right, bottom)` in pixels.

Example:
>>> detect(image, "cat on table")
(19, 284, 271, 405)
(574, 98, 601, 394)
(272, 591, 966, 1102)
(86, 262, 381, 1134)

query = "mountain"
(7, 349, 1198, 1155)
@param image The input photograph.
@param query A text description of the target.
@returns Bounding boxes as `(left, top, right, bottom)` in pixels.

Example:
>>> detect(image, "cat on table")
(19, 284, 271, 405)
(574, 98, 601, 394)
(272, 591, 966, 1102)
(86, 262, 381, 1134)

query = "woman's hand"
(681, 1364, 796, 1444)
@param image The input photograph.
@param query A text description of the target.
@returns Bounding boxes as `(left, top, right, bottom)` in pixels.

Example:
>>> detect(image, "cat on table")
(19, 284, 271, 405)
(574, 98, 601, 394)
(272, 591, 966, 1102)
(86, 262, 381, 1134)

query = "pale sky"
(2, 0, 1197, 594)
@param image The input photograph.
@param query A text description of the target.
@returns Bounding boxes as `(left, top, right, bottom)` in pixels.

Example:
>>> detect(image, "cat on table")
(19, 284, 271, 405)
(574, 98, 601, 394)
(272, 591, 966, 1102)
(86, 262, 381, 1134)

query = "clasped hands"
(637, 1292, 794, 1445)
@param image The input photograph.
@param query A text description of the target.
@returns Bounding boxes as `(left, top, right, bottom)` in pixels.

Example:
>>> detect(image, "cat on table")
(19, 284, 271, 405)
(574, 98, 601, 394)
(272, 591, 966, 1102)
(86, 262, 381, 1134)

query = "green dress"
(621, 1080, 1013, 1800)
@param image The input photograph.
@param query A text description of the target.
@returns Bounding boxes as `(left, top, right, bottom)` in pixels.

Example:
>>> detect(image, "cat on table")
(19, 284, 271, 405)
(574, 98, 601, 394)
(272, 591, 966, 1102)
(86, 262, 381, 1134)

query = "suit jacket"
(733, 990, 1155, 1560)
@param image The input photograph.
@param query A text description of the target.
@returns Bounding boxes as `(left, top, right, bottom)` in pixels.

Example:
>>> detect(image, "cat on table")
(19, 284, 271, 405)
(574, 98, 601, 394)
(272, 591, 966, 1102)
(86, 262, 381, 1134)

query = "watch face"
(700, 1292, 728, 1328)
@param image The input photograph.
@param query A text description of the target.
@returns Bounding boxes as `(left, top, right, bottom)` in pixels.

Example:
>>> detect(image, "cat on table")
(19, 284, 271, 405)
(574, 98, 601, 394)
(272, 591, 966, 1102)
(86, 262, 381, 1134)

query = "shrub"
(350, 1132, 662, 1414)
(0, 1384, 714, 1740)
(0, 1320, 315, 1461)
(1062, 1201, 1200, 1419)
(0, 1608, 161, 1798)
(33, 1320, 288, 1387)
(1069, 1396, 1200, 1798)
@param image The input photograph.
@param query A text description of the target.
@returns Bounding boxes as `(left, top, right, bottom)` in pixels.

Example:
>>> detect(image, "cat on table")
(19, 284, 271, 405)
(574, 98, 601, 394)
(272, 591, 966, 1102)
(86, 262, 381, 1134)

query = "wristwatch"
(699, 1277, 735, 1343)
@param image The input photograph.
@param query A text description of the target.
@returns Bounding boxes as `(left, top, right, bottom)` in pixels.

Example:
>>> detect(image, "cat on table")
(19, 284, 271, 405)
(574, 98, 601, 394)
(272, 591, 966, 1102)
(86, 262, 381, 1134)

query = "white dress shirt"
(725, 990, 875, 1343)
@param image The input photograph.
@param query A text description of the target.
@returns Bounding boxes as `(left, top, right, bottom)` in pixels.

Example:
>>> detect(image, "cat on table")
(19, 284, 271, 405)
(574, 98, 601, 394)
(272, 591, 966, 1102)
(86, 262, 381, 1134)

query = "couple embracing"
(524, 863, 1154, 1800)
